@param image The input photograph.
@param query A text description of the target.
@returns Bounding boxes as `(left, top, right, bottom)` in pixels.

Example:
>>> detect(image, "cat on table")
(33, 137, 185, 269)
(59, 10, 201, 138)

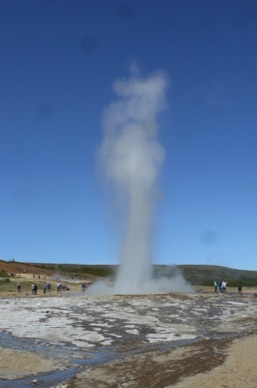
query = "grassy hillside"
(30, 263, 115, 279)
(1, 260, 257, 287)
(177, 265, 257, 287)
(0, 260, 113, 279)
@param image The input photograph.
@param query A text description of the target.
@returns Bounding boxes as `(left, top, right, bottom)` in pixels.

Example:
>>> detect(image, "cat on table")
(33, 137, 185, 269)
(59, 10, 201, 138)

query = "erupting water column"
(99, 70, 169, 294)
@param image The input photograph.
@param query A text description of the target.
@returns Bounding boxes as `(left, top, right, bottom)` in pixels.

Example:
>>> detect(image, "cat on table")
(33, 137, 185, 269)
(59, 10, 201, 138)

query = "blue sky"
(0, 0, 257, 270)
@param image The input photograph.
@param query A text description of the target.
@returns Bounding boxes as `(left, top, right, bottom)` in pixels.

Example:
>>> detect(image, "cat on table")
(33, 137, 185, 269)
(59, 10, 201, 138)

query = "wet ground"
(1, 291, 257, 387)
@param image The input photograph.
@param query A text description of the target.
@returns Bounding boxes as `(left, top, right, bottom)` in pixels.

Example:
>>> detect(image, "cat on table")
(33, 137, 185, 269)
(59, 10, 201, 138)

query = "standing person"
(43, 283, 47, 294)
(238, 281, 243, 294)
(31, 283, 35, 295)
(34, 283, 38, 295)
(47, 283, 51, 293)
(221, 280, 227, 293)
(17, 282, 21, 293)
(213, 280, 218, 293)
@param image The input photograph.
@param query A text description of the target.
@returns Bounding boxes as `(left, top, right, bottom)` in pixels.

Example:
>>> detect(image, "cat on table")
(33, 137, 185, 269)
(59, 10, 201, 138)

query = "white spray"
(90, 70, 192, 294)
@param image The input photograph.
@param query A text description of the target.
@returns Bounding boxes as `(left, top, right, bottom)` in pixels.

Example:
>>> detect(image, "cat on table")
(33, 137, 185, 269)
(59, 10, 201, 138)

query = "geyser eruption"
(91, 69, 192, 295)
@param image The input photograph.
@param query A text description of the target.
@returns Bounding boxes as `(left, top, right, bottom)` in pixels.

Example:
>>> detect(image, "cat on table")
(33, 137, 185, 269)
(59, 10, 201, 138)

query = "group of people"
(31, 282, 51, 295)
(16, 281, 52, 294)
(43, 282, 51, 293)
(214, 280, 227, 293)
(31, 283, 38, 294)
(213, 280, 243, 294)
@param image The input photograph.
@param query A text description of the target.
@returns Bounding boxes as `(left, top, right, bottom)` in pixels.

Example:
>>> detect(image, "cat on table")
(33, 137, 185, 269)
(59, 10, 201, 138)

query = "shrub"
(0, 278, 10, 284)
(0, 270, 9, 278)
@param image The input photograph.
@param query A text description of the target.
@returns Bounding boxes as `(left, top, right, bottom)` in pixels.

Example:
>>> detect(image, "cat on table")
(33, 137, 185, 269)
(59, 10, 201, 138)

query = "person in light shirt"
(221, 280, 227, 293)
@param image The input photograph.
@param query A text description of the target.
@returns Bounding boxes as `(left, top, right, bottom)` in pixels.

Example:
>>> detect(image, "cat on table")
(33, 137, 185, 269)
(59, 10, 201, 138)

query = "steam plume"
(91, 70, 192, 294)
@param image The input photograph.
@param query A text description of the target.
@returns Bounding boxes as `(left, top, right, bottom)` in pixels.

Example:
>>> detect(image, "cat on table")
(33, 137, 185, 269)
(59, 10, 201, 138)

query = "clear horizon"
(2, 258, 256, 274)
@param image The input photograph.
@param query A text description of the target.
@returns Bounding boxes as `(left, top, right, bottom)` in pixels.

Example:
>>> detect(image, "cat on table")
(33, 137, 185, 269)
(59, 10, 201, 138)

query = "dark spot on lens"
(236, 3, 257, 27)
(201, 230, 218, 246)
(117, 3, 135, 20)
(38, 104, 54, 121)
(80, 35, 97, 52)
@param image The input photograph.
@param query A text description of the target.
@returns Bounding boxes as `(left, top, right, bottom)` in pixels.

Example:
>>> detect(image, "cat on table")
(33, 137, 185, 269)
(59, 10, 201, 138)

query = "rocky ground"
(66, 335, 257, 388)
(1, 264, 257, 387)
(1, 277, 257, 387)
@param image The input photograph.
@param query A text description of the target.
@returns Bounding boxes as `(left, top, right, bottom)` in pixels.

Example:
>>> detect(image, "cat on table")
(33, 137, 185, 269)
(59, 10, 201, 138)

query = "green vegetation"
(0, 278, 12, 292)
(29, 263, 113, 278)
(1, 259, 257, 288)
(18, 281, 38, 293)
(0, 269, 9, 278)
(177, 265, 257, 287)
(64, 266, 113, 277)
(0, 278, 10, 284)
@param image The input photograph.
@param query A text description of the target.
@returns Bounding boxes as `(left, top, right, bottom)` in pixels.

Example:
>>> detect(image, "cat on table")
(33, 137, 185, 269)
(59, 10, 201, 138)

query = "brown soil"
(65, 337, 235, 388)
(0, 347, 63, 379)
(174, 335, 257, 387)
(0, 260, 53, 276)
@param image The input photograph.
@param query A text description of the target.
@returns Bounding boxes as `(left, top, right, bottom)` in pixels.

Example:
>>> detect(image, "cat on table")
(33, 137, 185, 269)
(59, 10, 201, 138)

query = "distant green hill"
(1, 260, 257, 287)
(152, 264, 257, 287)
(177, 265, 257, 287)
(26, 262, 114, 278)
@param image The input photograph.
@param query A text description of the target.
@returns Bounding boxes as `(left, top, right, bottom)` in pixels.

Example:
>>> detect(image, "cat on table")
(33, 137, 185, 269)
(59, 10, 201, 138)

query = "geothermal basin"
(1, 290, 257, 387)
